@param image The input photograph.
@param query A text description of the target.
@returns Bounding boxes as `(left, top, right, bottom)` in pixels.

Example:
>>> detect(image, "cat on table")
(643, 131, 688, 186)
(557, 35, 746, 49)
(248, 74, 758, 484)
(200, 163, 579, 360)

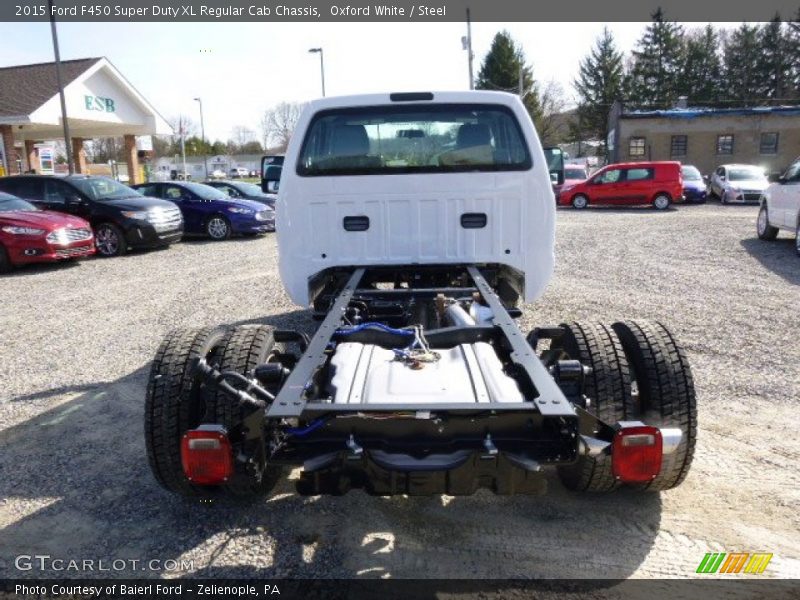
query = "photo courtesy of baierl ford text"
(0, 1, 798, 599)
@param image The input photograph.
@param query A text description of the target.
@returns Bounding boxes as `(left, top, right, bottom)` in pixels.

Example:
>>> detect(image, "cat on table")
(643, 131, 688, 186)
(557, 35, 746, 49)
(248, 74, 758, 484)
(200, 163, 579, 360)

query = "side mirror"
(767, 173, 783, 184)
(65, 193, 84, 205)
(702, 175, 709, 183)
(719, 174, 726, 181)
(262, 163, 282, 194)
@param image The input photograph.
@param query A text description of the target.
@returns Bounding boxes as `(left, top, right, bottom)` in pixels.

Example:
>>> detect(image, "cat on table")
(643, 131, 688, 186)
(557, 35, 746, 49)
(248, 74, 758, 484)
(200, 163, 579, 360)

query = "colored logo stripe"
(697, 552, 772, 574)
(744, 553, 773, 574)
(720, 553, 749, 573)
(697, 553, 726, 573)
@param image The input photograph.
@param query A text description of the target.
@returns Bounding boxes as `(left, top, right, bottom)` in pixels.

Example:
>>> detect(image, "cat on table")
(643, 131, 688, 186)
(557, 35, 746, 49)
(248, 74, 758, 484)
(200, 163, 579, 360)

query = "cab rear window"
(297, 103, 531, 176)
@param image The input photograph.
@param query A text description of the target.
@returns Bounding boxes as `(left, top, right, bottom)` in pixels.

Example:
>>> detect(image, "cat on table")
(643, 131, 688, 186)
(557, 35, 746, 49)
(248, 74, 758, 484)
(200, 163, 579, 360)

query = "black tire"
(611, 321, 697, 491)
(206, 215, 231, 240)
(145, 326, 232, 497)
(95, 223, 127, 257)
(572, 194, 589, 209)
(652, 193, 671, 210)
(0, 244, 10, 273)
(554, 322, 634, 492)
(757, 205, 779, 240)
(213, 325, 286, 498)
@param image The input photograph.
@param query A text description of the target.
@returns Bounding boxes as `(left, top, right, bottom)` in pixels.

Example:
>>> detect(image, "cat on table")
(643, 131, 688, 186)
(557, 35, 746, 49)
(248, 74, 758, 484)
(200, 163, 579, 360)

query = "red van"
(558, 161, 683, 210)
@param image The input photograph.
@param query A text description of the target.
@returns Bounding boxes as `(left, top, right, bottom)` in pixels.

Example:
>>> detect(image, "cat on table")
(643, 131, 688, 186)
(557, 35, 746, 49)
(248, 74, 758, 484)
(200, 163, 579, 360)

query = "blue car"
(132, 181, 274, 240)
(681, 165, 707, 204)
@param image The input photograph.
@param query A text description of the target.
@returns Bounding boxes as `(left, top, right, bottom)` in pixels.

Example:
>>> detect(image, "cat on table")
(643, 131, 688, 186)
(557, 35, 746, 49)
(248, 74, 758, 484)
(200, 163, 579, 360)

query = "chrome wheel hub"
(208, 218, 228, 239)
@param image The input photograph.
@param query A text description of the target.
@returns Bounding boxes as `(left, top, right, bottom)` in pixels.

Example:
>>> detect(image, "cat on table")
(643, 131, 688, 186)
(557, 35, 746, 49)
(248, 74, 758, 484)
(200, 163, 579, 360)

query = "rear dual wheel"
(213, 325, 286, 498)
(145, 325, 285, 499)
(553, 320, 696, 492)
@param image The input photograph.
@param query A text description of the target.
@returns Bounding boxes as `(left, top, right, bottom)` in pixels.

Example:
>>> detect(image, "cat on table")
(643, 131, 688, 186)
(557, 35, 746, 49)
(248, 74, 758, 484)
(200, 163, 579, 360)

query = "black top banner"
(2, 0, 800, 22)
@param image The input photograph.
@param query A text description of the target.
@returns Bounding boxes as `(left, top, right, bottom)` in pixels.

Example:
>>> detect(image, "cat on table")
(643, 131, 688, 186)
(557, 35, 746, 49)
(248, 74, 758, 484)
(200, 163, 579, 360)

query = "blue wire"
(334, 322, 415, 337)
(285, 417, 328, 437)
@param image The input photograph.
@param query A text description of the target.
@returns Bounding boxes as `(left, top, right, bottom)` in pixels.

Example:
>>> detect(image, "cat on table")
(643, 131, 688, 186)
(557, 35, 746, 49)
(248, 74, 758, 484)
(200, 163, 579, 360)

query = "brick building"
(608, 103, 800, 175)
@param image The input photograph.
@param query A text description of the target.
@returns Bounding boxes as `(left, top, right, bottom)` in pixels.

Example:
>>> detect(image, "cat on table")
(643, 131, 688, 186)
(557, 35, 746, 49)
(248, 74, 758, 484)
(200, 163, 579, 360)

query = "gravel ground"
(0, 203, 799, 584)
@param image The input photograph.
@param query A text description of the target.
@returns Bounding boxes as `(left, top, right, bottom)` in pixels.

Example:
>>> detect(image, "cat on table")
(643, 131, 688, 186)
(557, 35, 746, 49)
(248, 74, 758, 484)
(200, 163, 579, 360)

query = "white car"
(210, 169, 226, 179)
(757, 156, 800, 255)
(710, 164, 769, 204)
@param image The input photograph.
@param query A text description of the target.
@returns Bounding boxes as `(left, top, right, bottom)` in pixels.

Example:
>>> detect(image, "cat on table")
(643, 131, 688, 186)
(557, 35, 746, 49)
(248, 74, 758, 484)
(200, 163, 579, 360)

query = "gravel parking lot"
(1, 204, 799, 582)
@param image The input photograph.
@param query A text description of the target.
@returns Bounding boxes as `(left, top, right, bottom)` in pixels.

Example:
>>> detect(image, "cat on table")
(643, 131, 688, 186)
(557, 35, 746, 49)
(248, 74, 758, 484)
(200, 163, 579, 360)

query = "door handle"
(343, 215, 369, 231)
(460, 213, 487, 229)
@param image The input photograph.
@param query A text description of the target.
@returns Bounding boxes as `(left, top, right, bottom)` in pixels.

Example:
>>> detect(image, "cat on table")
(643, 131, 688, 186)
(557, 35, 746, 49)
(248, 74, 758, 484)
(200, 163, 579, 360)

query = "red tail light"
(612, 425, 663, 483)
(181, 425, 233, 485)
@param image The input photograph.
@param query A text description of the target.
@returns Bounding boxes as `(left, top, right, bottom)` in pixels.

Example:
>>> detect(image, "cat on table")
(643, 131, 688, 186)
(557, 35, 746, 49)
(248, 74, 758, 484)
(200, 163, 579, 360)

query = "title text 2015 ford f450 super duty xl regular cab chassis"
(144, 91, 696, 498)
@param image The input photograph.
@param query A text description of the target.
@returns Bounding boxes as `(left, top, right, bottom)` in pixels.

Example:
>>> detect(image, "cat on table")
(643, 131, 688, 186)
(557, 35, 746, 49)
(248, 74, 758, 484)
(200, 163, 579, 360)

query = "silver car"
(710, 164, 769, 204)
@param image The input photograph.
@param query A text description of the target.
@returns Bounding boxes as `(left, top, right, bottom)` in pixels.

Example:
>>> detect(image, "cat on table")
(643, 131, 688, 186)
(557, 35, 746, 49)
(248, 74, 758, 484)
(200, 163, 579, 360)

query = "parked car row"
(0, 174, 275, 273)
(553, 158, 777, 210)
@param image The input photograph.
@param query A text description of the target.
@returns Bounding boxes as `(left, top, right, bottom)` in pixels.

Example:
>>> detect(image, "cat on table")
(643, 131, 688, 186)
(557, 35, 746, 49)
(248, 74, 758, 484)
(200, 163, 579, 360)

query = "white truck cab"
(272, 91, 555, 307)
(758, 157, 800, 255)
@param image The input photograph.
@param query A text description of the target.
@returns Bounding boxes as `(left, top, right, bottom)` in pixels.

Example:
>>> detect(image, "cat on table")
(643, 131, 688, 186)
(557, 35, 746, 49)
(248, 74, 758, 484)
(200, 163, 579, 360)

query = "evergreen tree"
(723, 23, 761, 105)
(476, 31, 542, 125)
(626, 9, 685, 108)
(679, 25, 722, 105)
(756, 16, 791, 101)
(785, 10, 800, 98)
(573, 27, 624, 152)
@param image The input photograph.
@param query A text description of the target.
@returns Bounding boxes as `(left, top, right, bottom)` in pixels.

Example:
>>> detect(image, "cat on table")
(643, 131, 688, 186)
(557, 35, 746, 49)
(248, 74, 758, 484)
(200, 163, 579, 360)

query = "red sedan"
(0, 191, 94, 272)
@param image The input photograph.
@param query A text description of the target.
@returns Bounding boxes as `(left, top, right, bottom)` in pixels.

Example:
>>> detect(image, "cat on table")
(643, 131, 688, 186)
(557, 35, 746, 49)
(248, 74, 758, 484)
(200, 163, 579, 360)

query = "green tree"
(210, 140, 227, 155)
(756, 16, 792, 101)
(789, 10, 800, 97)
(573, 27, 625, 153)
(626, 9, 685, 108)
(723, 23, 761, 105)
(679, 25, 722, 105)
(476, 31, 542, 125)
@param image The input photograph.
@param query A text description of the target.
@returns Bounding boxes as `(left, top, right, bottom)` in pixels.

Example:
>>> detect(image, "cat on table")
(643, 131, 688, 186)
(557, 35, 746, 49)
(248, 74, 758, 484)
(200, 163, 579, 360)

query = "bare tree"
(86, 137, 124, 163)
(230, 125, 256, 149)
(261, 102, 305, 152)
(537, 80, 571, 146)
(168, 115, 197, 139)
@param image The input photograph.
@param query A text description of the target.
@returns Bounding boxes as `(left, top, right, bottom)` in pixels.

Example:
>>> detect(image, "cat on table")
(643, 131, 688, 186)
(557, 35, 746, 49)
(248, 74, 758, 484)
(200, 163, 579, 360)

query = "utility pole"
(466, 9, 474, 90)
(179, 115, 187, 180)
(194, 97, 208, 179)
(48, 0, 73, 174)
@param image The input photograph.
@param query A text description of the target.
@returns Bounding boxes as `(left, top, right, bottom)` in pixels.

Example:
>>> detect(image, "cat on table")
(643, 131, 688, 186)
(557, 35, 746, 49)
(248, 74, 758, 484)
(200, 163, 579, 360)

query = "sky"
(0, 21, 729, 143)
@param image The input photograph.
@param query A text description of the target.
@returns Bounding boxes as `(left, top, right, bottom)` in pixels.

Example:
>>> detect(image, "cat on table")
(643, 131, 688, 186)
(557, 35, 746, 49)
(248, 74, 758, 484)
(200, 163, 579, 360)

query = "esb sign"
(84, 95, 116, 113)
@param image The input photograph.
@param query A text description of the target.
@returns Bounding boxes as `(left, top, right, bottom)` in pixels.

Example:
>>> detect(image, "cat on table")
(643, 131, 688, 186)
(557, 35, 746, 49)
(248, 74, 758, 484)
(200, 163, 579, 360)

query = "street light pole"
(48, 0, 73, 174)
(308, 48, 325, 97)
(194, 97, 208, 179)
